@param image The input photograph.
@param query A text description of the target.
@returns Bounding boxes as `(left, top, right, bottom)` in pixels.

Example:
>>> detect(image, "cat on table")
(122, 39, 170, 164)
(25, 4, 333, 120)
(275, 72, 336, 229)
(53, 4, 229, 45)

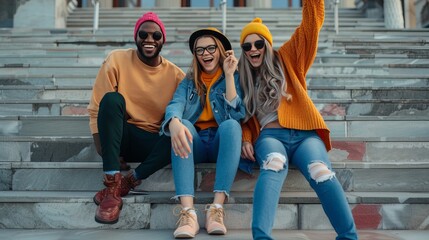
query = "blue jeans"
(172, 119, 242, 199)
(252, 128, 357, 240)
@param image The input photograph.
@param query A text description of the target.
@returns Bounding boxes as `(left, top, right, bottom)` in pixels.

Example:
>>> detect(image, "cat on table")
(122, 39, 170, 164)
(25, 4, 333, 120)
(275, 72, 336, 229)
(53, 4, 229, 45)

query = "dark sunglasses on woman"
(138, 31, 163, 41)
(241, 39, 265, 52)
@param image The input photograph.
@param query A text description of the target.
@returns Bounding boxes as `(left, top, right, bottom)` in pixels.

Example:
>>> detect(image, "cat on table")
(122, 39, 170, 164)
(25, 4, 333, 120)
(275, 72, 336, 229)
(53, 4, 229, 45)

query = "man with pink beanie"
(88, 11, 185, 224)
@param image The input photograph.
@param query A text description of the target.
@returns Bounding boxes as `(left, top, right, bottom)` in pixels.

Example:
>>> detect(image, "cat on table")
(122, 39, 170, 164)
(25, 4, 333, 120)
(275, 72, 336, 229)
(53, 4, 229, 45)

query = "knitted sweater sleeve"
(278, 0, 325, 88)
(87, 53, 119, 134)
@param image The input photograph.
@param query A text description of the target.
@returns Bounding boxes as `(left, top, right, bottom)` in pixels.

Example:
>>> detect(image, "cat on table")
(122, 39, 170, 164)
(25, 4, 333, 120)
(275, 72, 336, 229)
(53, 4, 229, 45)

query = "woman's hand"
(223, 50, 238, 101)
(169, 118, 193, 159)
(223, 50, 238, 76)
(241, 141, 255, 162)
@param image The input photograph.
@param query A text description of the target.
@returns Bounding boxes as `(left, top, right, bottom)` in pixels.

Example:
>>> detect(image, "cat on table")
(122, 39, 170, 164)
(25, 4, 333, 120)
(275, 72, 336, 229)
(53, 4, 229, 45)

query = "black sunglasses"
(241, 39, 265, 52)
(194, 45, 217, 56)
(138, 31, 163, 41)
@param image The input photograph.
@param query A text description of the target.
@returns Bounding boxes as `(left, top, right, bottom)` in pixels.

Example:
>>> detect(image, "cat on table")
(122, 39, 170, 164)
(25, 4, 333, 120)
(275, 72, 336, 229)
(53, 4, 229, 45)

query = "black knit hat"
(188, 27, 232, 54)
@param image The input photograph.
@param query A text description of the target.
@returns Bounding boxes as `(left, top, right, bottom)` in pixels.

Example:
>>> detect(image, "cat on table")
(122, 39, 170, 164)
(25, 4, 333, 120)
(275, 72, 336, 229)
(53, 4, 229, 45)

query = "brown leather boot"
(93, 171, 142, 205)
(95, 173, 123, 224)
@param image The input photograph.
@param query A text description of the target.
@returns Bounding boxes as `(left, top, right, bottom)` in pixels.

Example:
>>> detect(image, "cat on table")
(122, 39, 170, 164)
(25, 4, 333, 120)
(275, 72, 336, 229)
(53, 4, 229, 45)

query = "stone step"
(332, 38, 428, 47)
(69, 7, 363, 14)
(0, 99, 427, 116)
(0, 229, 425, 240)
(0, 191, 428, 230)
(66, 20, 386, 29)
(1, 31, 427, 44)
(0, 229, 428, 240)
(1, 64, 428, 77)
(1, 161, 429, 192)
(1, 55, 429, 66)
(1, 116, 428, 138)
(0, 151, 429, 193)
(3, 31, 426, 45)
(1, 73, 427, 87)
(1, 43, 428, 55)
(67, 11, 371, 17)
(1, 135, 428, 163)
(0, 59, 428, 74)
(0, 85, 426, 102)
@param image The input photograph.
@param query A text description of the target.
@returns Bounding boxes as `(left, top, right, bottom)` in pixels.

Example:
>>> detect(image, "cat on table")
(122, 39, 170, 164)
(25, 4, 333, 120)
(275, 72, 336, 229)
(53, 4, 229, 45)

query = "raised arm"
(278, 0, 325, 82)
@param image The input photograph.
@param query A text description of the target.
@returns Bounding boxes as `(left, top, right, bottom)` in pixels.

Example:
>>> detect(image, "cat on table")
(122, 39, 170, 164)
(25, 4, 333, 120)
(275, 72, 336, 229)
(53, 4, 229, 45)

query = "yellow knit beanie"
(240, 17, 273, 46)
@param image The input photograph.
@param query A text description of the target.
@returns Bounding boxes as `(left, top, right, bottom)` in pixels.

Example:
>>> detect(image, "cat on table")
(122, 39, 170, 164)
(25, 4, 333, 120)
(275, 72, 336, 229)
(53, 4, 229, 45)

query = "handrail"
(92, 0, 99, 34)
(333, 0, 339, 34)
(220, 0, 227, 34)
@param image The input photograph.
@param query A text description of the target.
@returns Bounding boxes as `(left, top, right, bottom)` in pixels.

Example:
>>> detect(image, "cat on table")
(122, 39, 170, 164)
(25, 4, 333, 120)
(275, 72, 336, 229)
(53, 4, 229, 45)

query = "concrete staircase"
(1, 6, 429, 237)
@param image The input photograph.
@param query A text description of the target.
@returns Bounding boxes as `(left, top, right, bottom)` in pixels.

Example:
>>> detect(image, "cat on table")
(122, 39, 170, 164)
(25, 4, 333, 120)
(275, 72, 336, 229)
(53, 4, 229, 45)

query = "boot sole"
(94, 203, 123, 224)
(94, 216, 119, 224)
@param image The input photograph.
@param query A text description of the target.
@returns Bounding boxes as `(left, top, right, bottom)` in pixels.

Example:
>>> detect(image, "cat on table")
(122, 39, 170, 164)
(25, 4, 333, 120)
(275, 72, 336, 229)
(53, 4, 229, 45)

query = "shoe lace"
(205, 204, 225, 224)
(174, 206, 196, 227)
(122, 172, 142, 191)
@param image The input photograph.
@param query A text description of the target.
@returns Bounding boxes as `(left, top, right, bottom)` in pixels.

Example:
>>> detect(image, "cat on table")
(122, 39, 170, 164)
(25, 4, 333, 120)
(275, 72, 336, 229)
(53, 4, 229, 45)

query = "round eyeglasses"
(194, 45, 217, 56)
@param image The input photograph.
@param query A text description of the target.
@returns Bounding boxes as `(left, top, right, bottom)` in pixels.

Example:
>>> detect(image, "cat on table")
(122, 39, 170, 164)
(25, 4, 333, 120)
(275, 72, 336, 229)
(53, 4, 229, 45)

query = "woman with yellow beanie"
(238, 1, 358, 239)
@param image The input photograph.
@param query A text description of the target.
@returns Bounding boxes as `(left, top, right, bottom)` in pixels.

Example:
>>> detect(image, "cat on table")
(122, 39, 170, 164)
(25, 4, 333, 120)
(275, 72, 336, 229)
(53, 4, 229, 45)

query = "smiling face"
(135, 21, 164, 66)
(194, 36, 220, 74)
(242, 34, 266, 69)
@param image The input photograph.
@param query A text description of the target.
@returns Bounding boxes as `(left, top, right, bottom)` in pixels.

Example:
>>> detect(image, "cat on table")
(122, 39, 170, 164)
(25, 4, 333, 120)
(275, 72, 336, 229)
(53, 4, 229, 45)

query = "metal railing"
(333, 0, 340, 34)
(92, 0, 99, 33)
(220, 0, 227, 34)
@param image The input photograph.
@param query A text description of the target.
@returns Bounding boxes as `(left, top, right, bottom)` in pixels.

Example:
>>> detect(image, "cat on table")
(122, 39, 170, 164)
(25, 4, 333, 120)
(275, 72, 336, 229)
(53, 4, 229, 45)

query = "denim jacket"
(160, 71, 245, 136)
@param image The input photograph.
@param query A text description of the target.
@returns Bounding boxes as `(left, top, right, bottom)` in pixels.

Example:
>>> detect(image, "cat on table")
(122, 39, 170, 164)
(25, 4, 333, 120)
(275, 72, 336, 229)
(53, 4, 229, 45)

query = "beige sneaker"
(205, 204, 227, 235)
(173, 206, 199, 238)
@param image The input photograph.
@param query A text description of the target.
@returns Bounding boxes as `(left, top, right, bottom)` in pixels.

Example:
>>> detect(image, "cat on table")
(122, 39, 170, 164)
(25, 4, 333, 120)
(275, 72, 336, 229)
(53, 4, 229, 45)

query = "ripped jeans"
(252, 128, 357, 240)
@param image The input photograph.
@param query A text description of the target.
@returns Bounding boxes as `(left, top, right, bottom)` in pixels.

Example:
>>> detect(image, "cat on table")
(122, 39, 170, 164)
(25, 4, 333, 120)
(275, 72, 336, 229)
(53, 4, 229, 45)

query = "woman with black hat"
(160, 27, 244, 238)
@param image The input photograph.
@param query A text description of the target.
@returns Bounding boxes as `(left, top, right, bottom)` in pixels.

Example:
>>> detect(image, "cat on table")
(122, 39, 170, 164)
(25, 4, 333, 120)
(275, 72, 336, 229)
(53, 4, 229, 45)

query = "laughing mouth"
(202, 57, 214, 64)
(143, 44, 156, 50)
(250, 53, 261, 60)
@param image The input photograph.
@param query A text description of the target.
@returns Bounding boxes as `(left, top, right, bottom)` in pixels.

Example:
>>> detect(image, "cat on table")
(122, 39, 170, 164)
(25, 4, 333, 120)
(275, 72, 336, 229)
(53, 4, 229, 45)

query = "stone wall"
(0, 0, 17, 27)
(13, 0, 76, 28)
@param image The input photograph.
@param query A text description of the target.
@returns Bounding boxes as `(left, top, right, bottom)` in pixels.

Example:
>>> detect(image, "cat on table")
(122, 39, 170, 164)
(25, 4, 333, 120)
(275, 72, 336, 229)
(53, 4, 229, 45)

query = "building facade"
(0, 0, 428, 28)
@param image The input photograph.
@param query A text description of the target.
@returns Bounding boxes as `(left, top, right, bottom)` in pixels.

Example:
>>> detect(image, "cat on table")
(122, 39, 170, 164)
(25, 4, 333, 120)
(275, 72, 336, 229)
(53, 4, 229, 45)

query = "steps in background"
(0, 6, 428, 233)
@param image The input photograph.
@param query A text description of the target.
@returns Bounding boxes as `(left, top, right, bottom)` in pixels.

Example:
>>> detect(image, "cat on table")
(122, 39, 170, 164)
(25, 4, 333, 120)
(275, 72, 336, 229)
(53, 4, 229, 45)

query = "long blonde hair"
(186, 36, 227, 97)
(238, 37, 291, 122)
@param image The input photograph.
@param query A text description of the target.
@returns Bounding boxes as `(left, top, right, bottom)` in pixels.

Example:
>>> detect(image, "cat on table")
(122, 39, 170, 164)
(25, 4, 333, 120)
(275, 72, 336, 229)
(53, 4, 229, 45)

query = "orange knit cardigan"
(241, 0, 332, 151)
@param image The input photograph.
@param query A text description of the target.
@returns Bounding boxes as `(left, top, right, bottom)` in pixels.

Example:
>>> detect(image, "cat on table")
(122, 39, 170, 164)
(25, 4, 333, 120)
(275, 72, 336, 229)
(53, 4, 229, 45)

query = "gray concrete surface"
(0, 229, 428, 240)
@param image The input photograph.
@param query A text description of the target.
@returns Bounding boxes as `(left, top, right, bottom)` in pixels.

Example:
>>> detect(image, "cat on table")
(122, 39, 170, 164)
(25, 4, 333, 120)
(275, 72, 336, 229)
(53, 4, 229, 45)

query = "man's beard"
(137, 44, 162, 60)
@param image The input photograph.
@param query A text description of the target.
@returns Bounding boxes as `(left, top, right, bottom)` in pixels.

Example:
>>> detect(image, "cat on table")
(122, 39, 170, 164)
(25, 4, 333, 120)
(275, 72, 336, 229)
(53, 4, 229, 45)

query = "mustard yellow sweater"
(88, 49, 185, 134)
(242, 0, 332, 151)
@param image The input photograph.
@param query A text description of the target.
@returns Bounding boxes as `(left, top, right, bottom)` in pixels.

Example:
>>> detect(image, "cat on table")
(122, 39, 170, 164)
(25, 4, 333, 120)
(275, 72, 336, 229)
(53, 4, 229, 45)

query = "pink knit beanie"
(133, 12, 166, 43)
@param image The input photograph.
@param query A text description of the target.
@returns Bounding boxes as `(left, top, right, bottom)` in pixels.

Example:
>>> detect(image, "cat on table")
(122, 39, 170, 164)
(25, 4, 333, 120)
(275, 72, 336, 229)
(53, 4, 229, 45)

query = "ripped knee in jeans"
(308, 161, 335, 183)
(262, 152, 286, 172)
